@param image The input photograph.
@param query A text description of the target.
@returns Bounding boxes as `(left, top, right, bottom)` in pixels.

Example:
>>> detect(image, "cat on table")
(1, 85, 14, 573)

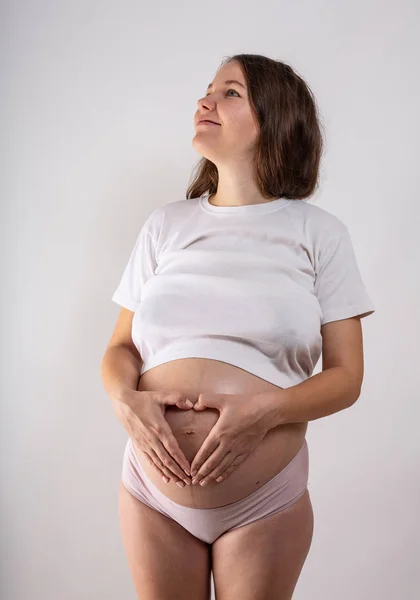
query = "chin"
(192, 138, 217, 157)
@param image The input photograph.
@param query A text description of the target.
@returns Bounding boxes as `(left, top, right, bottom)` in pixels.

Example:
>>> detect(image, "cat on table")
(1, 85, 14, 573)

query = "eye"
(205, 88, 240, 98)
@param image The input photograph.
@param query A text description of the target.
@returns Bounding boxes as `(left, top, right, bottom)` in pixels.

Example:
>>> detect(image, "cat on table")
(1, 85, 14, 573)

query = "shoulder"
(147, 197, 200, 222)
(142, 197, 198, 233)
(285, 198, 349, 243)
(160, 197, 201, 218)
(141, 197, 201, 255)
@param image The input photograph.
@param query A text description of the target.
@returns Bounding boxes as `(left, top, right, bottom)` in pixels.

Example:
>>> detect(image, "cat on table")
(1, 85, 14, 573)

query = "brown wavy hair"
(186, 53, 324, 202)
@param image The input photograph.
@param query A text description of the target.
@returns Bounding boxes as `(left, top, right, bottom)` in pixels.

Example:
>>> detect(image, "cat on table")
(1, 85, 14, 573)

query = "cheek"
(228, 112, 259, 145)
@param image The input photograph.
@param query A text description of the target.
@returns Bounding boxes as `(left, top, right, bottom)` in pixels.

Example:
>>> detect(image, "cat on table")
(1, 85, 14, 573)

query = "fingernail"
(162, 476, 170, 483)
(191, 470, 197, 477)
(184, 469, 191, 476)
(185, 399, 193, 407)
(200, 480, 208, 487)
(176, 481, 185, 488)
(216, 476, 223, 482)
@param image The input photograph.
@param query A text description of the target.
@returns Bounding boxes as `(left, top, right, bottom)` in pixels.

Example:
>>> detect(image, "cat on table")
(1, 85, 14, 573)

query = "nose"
(198, 93, 216, 111)
(196, 94, 219, 125)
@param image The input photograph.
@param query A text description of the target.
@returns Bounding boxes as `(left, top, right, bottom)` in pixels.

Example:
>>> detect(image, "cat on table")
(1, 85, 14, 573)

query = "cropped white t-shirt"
(111, 192, 375, 389)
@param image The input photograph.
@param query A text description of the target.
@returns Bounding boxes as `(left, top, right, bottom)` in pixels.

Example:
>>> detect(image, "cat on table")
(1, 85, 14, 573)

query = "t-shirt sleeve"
(111, 207, 163, 312)
(314, 228, 376, 325)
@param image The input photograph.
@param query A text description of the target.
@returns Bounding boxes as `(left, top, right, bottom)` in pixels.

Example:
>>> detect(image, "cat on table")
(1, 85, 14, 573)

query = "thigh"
(118, 481, 212, 600)
(212, 489, 314, 600)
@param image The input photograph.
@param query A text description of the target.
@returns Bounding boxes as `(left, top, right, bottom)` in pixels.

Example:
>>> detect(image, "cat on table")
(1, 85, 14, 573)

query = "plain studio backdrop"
(1, 1, 419, 599)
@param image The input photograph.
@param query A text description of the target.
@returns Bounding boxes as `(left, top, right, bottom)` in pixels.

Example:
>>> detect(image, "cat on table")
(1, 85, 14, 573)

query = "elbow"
(343, 369, 363, 408)
(346, 384, 362, 408)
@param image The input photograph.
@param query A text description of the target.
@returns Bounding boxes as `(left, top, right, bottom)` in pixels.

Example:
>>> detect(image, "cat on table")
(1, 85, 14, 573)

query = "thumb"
(178, 398, 194, 409)
(164, 393, 194, 410)
(176, 398, 194, 410)
(193, 393, 221, 411)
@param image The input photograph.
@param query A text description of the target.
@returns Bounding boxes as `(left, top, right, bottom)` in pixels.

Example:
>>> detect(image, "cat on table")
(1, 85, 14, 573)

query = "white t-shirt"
(111, 192, 375, 389)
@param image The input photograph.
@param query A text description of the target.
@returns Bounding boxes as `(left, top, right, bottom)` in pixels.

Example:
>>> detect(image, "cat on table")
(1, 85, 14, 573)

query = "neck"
(209, 164, 273, 207)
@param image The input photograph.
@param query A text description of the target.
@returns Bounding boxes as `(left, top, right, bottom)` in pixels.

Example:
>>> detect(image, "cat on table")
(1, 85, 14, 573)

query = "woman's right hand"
(115, 389, 194, 486)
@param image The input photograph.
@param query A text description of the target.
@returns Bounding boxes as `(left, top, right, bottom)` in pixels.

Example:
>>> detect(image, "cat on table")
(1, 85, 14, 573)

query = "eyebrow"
(206, 79, 246, 91)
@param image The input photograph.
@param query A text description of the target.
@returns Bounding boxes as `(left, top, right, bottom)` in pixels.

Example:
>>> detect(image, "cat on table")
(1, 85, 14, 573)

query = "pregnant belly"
(134, 358, 308, 509)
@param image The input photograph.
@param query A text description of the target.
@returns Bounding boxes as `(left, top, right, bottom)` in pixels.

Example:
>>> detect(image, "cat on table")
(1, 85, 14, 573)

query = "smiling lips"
(198, 119, 220, 126)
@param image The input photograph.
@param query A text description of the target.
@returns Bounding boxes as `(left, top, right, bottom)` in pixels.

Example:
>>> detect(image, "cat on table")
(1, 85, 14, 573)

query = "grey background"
(1, 0, 419, 598)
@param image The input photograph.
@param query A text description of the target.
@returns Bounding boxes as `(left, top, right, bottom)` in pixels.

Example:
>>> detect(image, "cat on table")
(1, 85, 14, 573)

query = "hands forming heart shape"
(179, 392, 269, 486)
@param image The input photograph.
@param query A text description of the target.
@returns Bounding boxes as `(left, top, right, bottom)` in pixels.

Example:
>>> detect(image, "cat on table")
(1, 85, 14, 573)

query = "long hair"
(186, 53, 324, 202)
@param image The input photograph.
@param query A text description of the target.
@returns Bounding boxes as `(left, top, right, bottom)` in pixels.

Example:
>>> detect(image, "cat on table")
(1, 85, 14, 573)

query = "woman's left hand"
(189, 392, 271, 486)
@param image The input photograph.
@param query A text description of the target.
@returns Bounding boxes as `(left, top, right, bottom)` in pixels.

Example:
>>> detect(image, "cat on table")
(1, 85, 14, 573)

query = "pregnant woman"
(101, 53, 375, 600)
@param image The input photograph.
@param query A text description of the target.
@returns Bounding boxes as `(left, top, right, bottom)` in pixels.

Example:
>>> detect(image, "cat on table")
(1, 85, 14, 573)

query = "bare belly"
(135, 358, 308, 509)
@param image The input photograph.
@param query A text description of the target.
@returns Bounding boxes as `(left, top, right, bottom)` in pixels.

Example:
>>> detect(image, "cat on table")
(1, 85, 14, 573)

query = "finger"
(193, 444, 229, 481)
(149, 448, 190, 486)
(157, 423, 192, 475)
(176, 399, 194, 409)
(202, 453, 248, 485)
(216, 455, 247, 482)
(155, 435, 191, 481)
(142, 451, 170, 481)
(197, 452, 234, 485)
(132, 442, 181, 484)
(214, 470, 231, 483)
(190, 437, 221, 477)
(146, 447, 175, 479)
(142, 425, 189, 481)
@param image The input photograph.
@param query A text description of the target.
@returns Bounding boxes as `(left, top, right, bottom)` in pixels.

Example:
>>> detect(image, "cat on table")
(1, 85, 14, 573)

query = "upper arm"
(321, 316, 364, 395)
(314, 227, 375, 326)
(111, 206, 163, 313)
(105, 307, 142, 363)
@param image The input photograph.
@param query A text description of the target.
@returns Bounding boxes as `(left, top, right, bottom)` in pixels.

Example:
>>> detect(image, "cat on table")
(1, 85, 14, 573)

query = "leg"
(212, 489, 314, 600)
(118, 481, 212, 600)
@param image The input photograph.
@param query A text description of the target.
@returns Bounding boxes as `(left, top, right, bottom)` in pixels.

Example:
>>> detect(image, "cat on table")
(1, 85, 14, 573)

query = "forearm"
(100, 344, 143, 406)
(256, 367, 361, 429)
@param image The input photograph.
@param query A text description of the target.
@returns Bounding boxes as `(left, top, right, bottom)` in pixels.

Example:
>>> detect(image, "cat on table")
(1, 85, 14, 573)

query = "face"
(193, 60, 260, 163)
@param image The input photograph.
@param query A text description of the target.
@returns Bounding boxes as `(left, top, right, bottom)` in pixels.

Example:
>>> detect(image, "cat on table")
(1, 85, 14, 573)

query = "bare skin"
(135, 357, 308, 508)
(119, 356, 313, 600)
